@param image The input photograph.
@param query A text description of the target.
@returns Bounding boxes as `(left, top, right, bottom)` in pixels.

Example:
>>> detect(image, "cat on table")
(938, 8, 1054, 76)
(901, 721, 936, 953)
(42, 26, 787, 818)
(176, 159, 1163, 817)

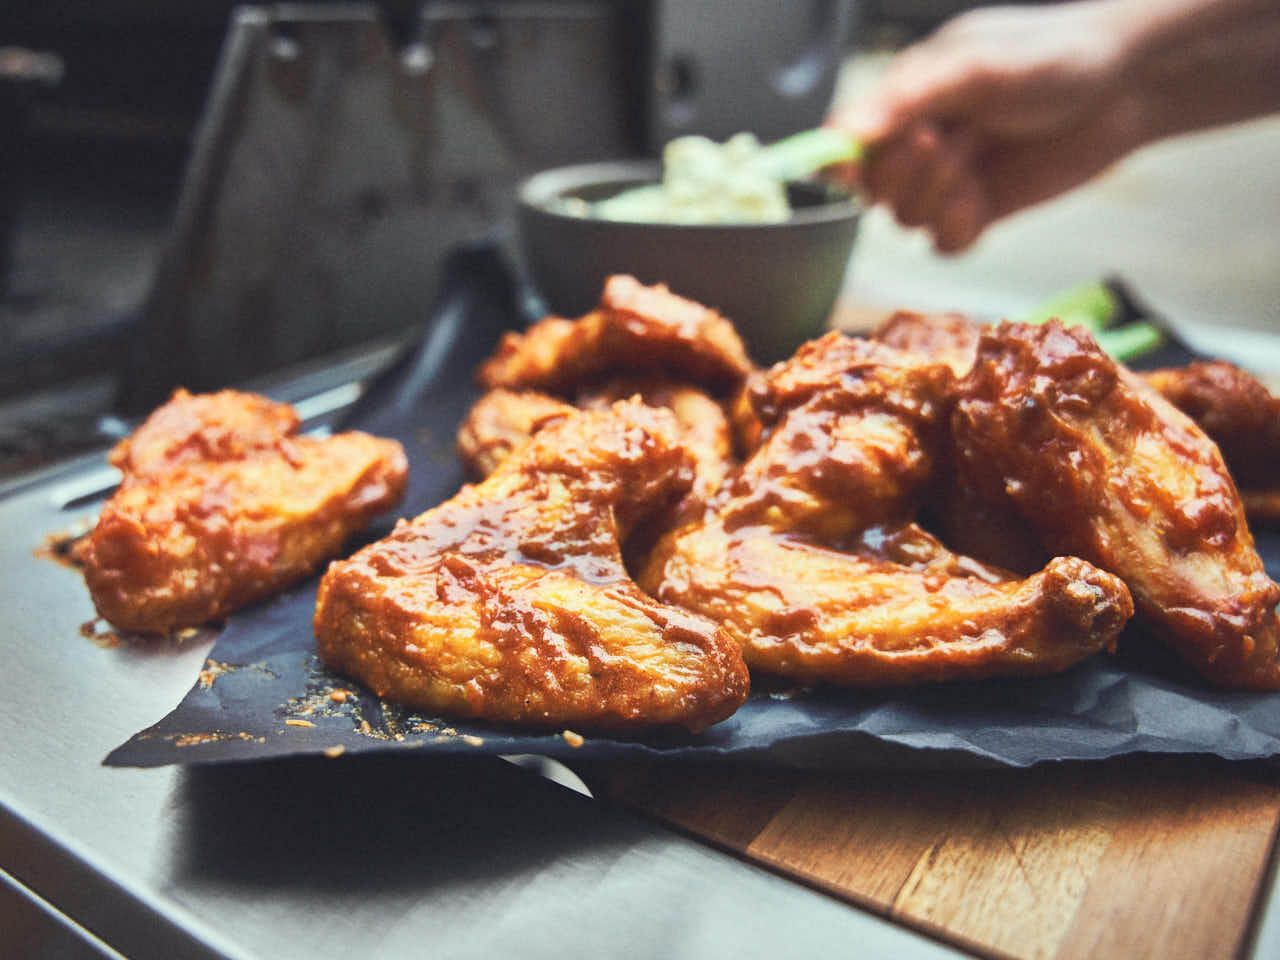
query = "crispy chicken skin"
(458, 380, 734, 504)
(952, 322, 1280, 689)
(110, 388, 301, 478)
(875, 311, 1280, 540)
(579, 378, 733, 501)
(727, 334, 954, 540)
(873, 310, 981, 377)
(316, 400, 749, 732)
(77, 389, 407, 635)
(728, 383, 764, 458)
(1143, 361, 1280, 487)
(641, 333, 1133, 685)
(456, 389, 575, 480)
(478, 275, 753, 396)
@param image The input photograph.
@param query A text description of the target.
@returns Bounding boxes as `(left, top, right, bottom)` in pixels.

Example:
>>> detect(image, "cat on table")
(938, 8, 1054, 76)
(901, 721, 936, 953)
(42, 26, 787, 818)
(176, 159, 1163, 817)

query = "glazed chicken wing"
(76, 389, 407, 634)
(478, 275, 753, 396)
(641, 333, 1133, 685)
(456, 389, 575, 480)
(952, 322, 1280, 689)
(458, 380, 734, 505)
(316, 400, 749, 732)
(1143, 361, 1280, 487)
(578, 378, 734, 501)
(875, 311, 1280, 542)
(873, 310, 981, 377)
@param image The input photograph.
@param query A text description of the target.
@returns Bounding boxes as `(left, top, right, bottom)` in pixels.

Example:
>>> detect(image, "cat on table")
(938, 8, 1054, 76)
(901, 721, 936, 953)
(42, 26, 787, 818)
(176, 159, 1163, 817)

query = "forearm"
(1108, 0, 1280, 144)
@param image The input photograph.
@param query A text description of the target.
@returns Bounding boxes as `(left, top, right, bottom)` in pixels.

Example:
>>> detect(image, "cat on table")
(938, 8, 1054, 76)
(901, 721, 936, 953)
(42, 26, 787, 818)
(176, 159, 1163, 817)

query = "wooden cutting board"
(595, 756, 1280, 959)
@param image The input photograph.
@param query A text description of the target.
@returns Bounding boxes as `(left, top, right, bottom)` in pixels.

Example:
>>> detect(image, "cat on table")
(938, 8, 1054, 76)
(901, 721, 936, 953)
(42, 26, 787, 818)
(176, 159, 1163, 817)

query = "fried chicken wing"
(456, 389, 575, 480)
(1143, 361, 1280, 487)
(724, 333, 954, 540)
(77, 389, 407, 634)
(644, 520, 1130, 685)
(316, 400, 749, 732)
(952, 321, 1280, 689)
(579, 378, 733, 500)
(478, 275, 753, 396)
(641, 332, 1132, 685)
(458, 380, 734, 505)
(873, 310, 981, 376)
(110, 388, 301, 477)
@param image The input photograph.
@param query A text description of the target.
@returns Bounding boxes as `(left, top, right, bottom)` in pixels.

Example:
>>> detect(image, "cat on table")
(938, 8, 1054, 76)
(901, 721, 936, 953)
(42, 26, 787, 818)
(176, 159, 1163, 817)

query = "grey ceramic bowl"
(516, 160, 861, 363)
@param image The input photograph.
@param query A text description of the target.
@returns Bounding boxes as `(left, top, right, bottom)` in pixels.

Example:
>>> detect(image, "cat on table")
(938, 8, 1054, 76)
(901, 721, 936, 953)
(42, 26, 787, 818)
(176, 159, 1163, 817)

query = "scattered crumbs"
(35, 522, 93, 569)
(409, 720, 438, 735)
(394, 733, 406, 741)
(170, 731, 263, 748)
(174, 733, 219, 748)
(200, 659, 277, 689)
(324, 745, 346, 759)
(461, 734, 485, 747)
(440, 727, 458, 737)
(198, 659, 231, 689)
(359, 719, 374, 735)
(176, 627, 200, 640)
(285, 718, 315, 728)
(329, 689, 350, 703)
(562, 730, 585, 748)
(79, 619, 121, 648)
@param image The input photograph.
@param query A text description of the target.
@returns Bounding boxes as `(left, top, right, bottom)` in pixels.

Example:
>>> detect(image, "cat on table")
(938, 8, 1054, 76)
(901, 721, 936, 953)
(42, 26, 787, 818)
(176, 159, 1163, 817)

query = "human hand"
(831, 1, 1144, 252)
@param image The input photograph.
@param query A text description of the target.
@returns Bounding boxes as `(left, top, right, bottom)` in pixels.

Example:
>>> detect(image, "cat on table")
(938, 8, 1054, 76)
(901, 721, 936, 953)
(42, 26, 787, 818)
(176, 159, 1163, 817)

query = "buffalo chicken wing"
(952, 322, 1280, 688)
(77, 389, 407, 634)
(641, 333, 1133, 685)
(316, 400, 749, 731)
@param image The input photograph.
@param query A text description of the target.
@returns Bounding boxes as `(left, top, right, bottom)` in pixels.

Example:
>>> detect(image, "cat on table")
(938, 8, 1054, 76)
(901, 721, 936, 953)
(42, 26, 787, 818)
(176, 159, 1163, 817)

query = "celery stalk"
(1096, 322, 1164, 362)
(755, 128, 862, 182)
(1024, 280, 1117, 333)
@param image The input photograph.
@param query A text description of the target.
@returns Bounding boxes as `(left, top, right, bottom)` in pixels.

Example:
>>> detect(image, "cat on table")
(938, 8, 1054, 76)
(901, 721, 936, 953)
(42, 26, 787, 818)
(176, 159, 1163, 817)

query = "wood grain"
(599, 758, 1280, 960)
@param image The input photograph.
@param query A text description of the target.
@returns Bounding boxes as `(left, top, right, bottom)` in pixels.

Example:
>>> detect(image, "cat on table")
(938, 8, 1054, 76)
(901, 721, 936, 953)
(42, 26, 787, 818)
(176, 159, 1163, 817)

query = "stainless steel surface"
(648, 0, 853, 145)
(125, 3, 635, 411)
(1, 867, 124, 960)
(0, 407, 964, 959)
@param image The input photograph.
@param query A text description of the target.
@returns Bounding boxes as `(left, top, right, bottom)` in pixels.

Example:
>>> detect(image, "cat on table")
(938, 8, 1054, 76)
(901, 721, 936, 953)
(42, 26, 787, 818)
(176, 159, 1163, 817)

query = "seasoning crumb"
(329, 689, 350, 703)
(359, 719, 374, 735)
(198, 659, 230, 689)
(562, 730, 585, 748)
(285, 718, 315, 728)
(79, 618, 121, 648)
(324, 745, 346, 758)
(461, 734, 484, 747)
(176, 627, 200, 640)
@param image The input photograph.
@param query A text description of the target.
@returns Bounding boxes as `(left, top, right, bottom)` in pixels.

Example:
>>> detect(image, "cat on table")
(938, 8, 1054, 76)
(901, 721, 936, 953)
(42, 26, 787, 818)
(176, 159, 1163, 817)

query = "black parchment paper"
(105, 249, 1280, 770)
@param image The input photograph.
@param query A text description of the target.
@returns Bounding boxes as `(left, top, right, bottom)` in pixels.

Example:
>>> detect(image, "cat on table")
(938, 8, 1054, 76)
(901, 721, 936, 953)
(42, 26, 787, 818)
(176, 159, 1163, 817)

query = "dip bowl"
(516, 160, 861, 363)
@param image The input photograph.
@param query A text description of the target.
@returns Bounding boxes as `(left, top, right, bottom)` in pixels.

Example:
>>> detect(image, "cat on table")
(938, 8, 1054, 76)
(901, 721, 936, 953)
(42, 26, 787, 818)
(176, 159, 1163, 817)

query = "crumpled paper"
(105, 249, 1280, 770)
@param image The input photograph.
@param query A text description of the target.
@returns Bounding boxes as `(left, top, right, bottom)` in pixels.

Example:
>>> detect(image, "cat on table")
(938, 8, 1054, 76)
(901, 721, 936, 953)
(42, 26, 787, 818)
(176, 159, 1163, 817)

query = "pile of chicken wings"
(77, 279, 1280, 734)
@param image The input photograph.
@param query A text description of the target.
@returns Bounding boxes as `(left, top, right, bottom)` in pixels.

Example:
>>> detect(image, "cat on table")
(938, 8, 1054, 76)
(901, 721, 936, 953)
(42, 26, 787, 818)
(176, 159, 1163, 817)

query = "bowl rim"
(517, 159, 861, 230)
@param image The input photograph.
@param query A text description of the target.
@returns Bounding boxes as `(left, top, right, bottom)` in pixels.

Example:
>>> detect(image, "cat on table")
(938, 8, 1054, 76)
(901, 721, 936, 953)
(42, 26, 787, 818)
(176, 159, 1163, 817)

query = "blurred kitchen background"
(1, 0, 1277, 482)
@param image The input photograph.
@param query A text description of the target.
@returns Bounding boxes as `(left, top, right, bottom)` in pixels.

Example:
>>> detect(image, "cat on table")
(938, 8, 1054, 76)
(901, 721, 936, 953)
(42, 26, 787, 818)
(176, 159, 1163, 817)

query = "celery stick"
(755, 128, 862, 182)
(1025, 280, 1117, 333)
(1096, 322, 1164, 362)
